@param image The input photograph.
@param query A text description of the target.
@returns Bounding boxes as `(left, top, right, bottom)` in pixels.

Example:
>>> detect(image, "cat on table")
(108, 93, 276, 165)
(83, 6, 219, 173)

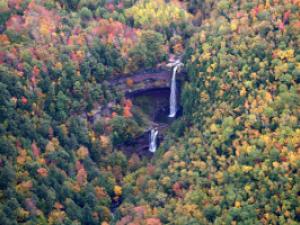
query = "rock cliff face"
(110, 69, 185, 95)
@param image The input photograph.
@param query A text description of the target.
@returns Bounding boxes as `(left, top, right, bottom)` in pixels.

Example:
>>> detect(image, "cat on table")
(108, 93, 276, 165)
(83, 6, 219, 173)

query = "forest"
(0, 0, 299, 224)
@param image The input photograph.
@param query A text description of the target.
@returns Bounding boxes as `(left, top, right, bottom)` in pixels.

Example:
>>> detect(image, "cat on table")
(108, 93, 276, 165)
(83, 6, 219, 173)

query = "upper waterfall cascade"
(168, 60, 183, 118)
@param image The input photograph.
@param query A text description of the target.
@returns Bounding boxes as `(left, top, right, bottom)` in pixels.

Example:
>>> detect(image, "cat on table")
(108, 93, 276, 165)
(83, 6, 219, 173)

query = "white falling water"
(149, 129, 158, 153)
(168, 60, 183, 118)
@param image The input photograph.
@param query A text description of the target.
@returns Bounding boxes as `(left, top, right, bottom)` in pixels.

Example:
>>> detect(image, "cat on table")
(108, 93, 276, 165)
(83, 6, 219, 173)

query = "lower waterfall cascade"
(149, 129, 159, 153)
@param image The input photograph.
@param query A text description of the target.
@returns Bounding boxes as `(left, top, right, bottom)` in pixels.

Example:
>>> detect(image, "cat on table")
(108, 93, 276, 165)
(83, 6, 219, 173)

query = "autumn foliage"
(0, 0, 299, 225)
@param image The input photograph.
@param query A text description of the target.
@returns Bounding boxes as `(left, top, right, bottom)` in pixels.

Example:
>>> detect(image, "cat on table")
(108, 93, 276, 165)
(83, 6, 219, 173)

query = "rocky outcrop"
(110, 68, 185, 95)
(116, 122, 169, 158)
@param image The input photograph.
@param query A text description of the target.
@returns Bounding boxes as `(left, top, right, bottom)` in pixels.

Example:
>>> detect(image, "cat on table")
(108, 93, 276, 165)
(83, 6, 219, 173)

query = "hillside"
(0, 0, 299, 225)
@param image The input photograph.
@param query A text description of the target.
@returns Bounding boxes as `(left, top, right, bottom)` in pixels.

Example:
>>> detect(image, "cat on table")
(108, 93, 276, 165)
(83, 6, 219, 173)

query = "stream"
(109, 61, 184, 219)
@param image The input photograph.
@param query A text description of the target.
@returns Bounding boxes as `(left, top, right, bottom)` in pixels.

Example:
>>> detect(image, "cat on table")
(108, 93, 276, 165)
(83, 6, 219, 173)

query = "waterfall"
(168, 60, 183, 118)
(149, 129, 158, 153)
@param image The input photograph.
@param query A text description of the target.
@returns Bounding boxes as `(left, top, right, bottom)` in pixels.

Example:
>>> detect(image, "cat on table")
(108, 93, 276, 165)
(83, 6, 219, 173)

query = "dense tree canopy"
(0, 0, 299, 225)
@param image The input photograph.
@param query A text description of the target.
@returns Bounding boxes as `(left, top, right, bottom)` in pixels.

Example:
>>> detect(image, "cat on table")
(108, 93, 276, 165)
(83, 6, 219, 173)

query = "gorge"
(84, 61, 185, 157)
(120, 60, 184, 155)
